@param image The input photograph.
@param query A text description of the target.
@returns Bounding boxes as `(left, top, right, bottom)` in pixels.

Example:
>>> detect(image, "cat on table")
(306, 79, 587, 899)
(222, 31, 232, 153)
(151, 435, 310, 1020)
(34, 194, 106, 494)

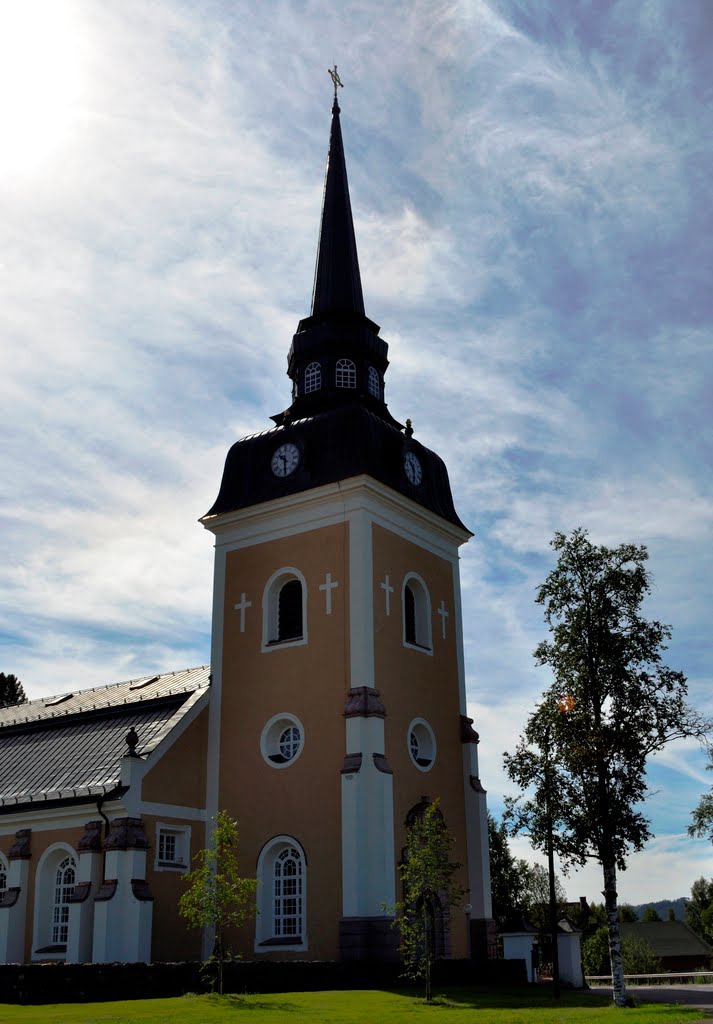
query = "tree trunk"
(424, 906, 432, 1002)
(217, 926, 224, 996)
(602, 859, 626, 1007)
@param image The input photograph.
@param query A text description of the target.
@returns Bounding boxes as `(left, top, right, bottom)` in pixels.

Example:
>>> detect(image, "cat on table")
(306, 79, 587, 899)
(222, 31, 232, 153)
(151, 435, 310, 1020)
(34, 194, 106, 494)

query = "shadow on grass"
(390, 984, 613, 1010)
(203, 994, 301, 1013)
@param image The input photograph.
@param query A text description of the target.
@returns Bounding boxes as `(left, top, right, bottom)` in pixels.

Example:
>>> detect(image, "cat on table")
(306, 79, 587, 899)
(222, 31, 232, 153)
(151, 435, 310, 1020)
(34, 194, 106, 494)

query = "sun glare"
(0, 3, 84, 178)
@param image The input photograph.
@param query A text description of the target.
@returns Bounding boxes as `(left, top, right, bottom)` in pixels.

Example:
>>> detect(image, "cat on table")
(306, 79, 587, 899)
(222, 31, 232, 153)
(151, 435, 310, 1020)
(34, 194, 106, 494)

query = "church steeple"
(274, 85, 399, 429)
(310, 97, 365, 318)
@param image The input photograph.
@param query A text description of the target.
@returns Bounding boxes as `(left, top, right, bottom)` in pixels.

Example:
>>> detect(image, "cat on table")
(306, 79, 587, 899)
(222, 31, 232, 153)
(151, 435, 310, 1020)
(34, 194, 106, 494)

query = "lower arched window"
(52, 857, 76, 944)
(262, 568, 308, 650)
(32, 844, 78, 958)
(403, 573, 432, 652)
(367, 366, 380, 398)
(255, 836, 307, 951)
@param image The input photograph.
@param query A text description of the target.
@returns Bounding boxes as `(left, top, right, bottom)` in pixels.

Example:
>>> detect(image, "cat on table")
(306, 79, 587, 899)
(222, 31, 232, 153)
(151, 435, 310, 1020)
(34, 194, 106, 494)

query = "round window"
(261, 713, 305, 769)
(407, 718, 436, 771)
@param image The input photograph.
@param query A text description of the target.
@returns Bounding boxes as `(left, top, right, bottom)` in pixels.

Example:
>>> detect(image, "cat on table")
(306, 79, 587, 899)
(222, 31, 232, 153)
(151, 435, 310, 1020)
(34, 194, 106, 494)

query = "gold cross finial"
(328, 64, 344, 101)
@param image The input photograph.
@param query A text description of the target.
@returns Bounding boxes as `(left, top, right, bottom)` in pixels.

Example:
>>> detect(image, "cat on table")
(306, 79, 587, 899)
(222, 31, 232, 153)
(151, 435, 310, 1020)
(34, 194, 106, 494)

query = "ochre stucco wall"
(218, 522, 349, 959)
(142, 706, 208, 808)
(372, 523, 470, 958)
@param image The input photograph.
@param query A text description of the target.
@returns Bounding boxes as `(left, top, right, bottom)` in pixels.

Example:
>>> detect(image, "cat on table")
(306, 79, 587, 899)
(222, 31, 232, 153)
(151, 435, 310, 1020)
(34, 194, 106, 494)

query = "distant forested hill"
(633, 898, 687, 920)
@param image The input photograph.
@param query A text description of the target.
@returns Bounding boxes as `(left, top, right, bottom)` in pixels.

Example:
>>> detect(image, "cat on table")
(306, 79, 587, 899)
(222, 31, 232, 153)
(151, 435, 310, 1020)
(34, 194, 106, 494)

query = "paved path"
(590, 984, 713, 1013)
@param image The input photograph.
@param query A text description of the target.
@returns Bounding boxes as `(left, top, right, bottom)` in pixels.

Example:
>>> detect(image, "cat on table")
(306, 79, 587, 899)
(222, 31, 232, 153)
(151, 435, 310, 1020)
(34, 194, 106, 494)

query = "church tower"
(201, 87, 493, 962)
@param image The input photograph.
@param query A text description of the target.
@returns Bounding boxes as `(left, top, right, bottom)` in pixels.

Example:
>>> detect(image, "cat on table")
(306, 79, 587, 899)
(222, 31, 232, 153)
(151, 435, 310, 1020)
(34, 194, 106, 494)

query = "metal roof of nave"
(0, 667, 209, 811)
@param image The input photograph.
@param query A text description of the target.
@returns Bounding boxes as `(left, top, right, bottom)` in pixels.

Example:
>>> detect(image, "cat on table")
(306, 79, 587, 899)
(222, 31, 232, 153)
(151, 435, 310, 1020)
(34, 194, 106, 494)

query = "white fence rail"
(587, 971, 713, 986)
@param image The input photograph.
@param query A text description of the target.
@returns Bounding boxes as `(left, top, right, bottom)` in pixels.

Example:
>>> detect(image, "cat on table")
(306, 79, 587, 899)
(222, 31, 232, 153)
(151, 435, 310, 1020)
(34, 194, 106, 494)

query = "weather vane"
(328, 64, 344, 101)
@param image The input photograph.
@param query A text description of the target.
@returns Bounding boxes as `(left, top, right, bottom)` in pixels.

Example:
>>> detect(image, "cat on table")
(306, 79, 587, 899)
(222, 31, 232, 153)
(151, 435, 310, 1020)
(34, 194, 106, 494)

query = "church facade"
(0, 95, 493, 965)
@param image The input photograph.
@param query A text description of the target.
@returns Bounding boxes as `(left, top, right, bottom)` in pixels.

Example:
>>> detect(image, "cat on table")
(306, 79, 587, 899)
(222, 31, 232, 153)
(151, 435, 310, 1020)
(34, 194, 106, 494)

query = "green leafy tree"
(689, 752, 713, 842)
(0, 673, 27, 708)
(583, 927, 661, 977)
(522, 862, 567, 936)
(488, 813, 530, 927)
(642, 906, 662, 922)
(685, 877, 713, 945)
(618, 904, 639, 923)
(393, 800, 465, 1002)
(504, 529, 710, 1007)
(179, 811, 256, 995)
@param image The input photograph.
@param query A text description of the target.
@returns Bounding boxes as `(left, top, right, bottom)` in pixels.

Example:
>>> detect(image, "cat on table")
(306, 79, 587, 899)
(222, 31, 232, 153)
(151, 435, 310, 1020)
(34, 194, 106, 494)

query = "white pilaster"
(462, 743, 492, 920)
(341, 710, 395, 916)
(348, 510, 374, 688)
(66, 823, 103, 964)
(92, 820, 153, 963)
(0, 857, 30, 963)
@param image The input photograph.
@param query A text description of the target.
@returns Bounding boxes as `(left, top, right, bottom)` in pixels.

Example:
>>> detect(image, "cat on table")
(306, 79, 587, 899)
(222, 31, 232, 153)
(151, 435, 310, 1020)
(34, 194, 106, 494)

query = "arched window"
(255, 836, 307, 951)
(304, 361, 321, 394)
(402, 573, 432, 652)
(367, 366, 380, 398)
(278, 580, 302, 641)
(52, 856, 76, 945)
(32, 844, 78, 957)
(335, 358, 356, 388)
(262, 568, 308, 651)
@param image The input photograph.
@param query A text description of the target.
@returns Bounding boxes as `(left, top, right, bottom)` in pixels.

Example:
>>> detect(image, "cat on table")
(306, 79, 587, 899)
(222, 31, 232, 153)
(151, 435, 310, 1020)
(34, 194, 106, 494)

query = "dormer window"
(335, 359, 356, 389)
(367, 366, 380, 398)
(305, 361, 321, 394)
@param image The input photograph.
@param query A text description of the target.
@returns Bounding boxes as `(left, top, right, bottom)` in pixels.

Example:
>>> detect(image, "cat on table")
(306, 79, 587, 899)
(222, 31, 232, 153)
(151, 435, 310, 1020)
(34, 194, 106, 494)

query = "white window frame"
(335, 358, 356, 388)
(367, 365, 380, 398)
(260, 713, 305, 769)
(262, 566, 308, 653)
(407, 718, 437, 772)
(155, 823, 191, 871)
(255, 835, 307, 952)
(402, 572, 433, 654)
(32, 843, 78, 960)
(304, 361, 321, 394)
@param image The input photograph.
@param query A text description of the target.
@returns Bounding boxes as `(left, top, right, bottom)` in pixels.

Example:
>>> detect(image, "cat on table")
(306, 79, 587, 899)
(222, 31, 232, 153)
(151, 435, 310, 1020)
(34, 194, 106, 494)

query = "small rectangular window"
(155, 824, 190, 870)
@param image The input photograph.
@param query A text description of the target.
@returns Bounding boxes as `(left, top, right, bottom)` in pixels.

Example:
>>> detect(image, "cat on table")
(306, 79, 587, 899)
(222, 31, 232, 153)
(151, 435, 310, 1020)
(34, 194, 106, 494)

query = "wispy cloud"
(1, 0, 711, 899)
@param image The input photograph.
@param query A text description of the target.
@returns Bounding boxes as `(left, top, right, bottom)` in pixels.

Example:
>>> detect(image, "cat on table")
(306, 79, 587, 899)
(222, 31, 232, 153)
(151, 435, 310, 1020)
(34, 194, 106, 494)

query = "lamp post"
(464, 902, 472, 959)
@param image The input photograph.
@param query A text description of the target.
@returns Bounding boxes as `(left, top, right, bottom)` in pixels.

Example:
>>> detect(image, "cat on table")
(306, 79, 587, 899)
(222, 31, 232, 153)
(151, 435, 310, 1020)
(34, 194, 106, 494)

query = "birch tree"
(504, 529, 709, 1007)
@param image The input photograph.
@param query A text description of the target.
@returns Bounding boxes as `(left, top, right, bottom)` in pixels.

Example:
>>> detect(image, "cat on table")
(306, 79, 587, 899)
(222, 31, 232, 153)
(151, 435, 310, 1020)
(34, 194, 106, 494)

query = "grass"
(0, 987, 708, 1024)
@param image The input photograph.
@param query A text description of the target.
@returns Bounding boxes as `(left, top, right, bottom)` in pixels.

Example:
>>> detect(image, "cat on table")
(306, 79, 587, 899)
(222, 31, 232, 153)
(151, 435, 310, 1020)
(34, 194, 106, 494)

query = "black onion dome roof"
(204, 402, 469, 533)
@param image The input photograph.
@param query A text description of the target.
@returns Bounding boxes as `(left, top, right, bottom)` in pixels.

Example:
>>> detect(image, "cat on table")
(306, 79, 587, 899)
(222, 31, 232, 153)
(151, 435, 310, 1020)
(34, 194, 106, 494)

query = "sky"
(2, 0, 712, 907)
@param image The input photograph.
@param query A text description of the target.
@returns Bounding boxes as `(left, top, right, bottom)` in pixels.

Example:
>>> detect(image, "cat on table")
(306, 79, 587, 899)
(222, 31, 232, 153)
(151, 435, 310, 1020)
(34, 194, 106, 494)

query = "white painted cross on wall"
(319, 572, 339, 614)
(437, 600, 449, 639)
(234, 592, 252, 633)
(380, 573, 394, 615)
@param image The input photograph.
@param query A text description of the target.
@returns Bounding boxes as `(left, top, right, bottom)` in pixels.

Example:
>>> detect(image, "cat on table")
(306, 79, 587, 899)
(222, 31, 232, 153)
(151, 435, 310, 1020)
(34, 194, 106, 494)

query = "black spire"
(274, 89, 400, 429)
(310, 98, 365, 318)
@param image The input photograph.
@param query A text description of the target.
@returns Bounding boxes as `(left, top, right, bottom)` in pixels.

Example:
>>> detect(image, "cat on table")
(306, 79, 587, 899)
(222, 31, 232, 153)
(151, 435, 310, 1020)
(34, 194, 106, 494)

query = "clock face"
(271, 442, 300, 478)
(404, 451, 423, 486)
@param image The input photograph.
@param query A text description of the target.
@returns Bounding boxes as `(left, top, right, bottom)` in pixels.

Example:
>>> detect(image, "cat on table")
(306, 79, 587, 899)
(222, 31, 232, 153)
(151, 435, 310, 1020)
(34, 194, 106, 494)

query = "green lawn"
(0, 988, 707, 1024)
